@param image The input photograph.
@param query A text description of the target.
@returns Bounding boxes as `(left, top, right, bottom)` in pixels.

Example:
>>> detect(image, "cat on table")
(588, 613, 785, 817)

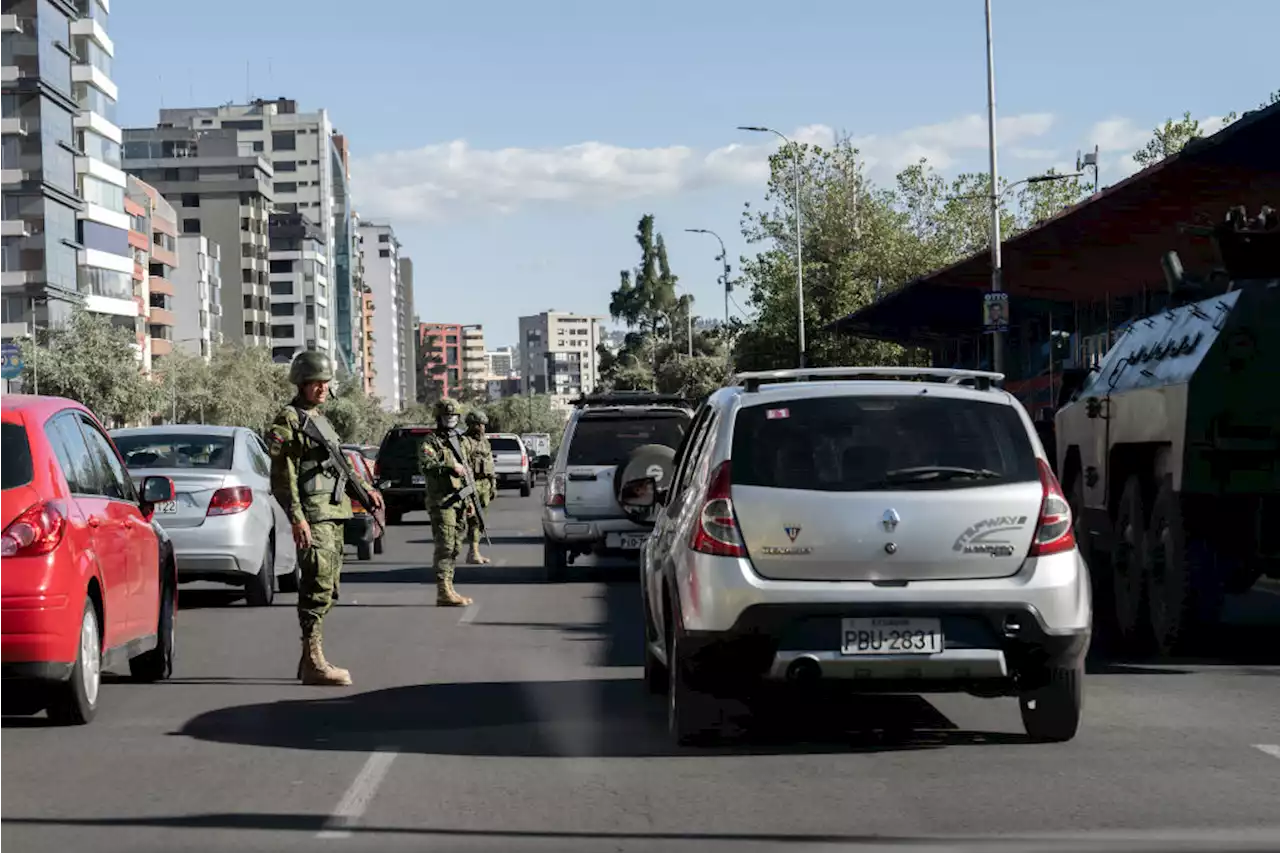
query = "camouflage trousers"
(430, 505, 466, 584)
(298, 519, 343, 638)
(465, 479, 493, 545)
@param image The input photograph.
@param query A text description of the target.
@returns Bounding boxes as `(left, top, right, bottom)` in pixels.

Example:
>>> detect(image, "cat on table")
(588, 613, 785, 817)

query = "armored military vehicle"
(1056, 205, 1279, 657)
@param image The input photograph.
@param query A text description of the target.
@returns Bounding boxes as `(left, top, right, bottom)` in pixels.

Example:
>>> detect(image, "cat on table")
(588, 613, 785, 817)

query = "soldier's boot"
(436, 578, 474, 607)
(466, 544, 490, 565)
(299, 634, 352, 686)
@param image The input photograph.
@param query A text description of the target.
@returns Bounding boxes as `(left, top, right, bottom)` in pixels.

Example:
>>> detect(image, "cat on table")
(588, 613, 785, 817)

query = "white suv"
(625, 368, 1092, 746)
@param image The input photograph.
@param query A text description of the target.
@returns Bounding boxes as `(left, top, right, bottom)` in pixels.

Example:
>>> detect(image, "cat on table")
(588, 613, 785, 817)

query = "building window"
(274, 182, 297, 194)
(269, 259, 294, 274)
(275, 160, 297, 172)
(271, 324, 294, 338)
(270, 281, 293, 296)
(270, 303, 294, 317)
(252, 140, 264, 152)
(378, 249, 390, 258)
(182, 218, 201, 234)
(305, 304, 315, 323)
(378, 234, 390, 243)
(271, 131, 297, 151)
(223, 119, 265, 131)
(181, 194, 200, 208)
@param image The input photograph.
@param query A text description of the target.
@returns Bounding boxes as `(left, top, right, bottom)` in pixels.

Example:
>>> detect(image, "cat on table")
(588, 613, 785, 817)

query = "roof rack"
(734, 367, 1006, 393)
(570, 390, 692, 409)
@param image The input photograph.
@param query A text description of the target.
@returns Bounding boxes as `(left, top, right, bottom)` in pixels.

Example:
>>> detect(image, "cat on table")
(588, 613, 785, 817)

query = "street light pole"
(984, 0, 1004, 375)
(685, 228, 731, 328)
(739, 126, 804, 367)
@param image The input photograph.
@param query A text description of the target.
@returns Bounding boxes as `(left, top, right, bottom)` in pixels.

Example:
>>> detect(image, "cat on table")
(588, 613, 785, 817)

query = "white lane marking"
(316, 748, 398, 839)
(458, 602, 483, 625)
(1254, 744, 1280, 760)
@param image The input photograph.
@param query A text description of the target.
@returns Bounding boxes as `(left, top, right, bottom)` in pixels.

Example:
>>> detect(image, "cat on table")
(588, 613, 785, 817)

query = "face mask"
(444, 415, 460, 429)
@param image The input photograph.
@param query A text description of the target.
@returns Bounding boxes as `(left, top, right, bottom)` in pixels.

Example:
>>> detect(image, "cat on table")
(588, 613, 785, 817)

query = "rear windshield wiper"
(855, 466, 1004, 488)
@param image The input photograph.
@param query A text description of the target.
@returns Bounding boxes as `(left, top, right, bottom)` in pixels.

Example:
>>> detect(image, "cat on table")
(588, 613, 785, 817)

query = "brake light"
(2, 501, 68, 557)
(689, 460, 746, 557)
(546, 472, 566, 507)
(1029, 458, 1075, 557)
(521, 453, 528, 468)
(207, 486, 253, 516)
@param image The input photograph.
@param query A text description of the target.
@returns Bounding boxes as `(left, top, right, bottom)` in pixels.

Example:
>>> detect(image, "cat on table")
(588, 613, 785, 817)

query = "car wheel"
(1112, 476, 1151, 653)
(373, 535, 384, 555)
(357, 540, 372, 561)
(47, 601, 101, 726)
(1145, 476, 1223, 657)
(386, 509, 404, 526)
(1019, 665, 1083, 742)
(130, 574, 176, 682)
(668, 628, 721, 746)
(543, 540, 567, 583)
(520, 478, 532, 497)
(245, 539, 276, 607)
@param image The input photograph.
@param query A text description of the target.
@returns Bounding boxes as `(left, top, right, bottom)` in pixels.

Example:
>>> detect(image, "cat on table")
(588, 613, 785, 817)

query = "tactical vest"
(294, 406, 344, 503)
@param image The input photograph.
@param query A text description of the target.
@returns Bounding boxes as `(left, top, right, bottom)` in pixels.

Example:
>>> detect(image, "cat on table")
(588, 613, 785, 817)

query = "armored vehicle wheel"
(1145, 477, 1224, 657)
(1112, 476, 1152, 654)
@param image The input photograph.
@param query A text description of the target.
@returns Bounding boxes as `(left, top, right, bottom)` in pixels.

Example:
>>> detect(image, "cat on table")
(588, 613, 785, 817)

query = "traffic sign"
(1, 342, 22, 380)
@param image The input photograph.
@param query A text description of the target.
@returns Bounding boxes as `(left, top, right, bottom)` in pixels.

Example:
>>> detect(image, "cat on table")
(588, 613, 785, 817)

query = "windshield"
(567, 414, 690, 466)
(112, 433, 236, 470)
(731, 396, 1038, 491)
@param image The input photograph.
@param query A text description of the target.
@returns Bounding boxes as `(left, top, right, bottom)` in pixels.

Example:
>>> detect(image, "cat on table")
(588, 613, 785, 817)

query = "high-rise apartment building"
(417, 322, 465, 399)
(331, 132, 356, 375)
(398, 257, 416, 405)
(69, 0, 133, 339)
(486, 346, 516, 378)
(125, 175, 179, 367)
(267, 211, 328, 363)
(2, 1, 88, 346)
(122, 127, 274, 348)
(358, 221, 407, 411)
(518, 310, 605, 406)
(462, 325, 485, 391)
(171, 235, 221, 359)
(151, 99, 354, 368)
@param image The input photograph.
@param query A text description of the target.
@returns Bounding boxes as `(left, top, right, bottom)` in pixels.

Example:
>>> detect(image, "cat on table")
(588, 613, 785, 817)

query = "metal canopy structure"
(830, 101, 1280, 344)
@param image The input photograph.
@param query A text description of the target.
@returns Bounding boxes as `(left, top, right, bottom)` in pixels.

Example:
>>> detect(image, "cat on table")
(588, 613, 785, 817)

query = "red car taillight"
(1028, 458, 1076, 557)
(207, 486, 253, 516)
(689, 461, 747, 558)
(546, 472, 566, 507)
(2, 501, 68, 557)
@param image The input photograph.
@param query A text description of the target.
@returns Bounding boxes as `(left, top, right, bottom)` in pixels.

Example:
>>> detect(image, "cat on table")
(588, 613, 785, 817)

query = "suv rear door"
(377, 427, 434, 489)
(488, 435, 525, 475)
(728, 391, 1045, 582)
(564, 410, 691, 519)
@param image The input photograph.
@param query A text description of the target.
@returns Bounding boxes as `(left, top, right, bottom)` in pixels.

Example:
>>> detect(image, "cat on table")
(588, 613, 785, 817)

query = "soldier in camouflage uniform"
(419, 398, 477, 606)
(463, 410, 496, 565)
(267, 350, 380, 685)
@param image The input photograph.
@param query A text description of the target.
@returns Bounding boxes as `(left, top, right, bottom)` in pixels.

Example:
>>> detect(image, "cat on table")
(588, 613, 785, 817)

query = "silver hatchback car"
(626, 367, 1092, 746)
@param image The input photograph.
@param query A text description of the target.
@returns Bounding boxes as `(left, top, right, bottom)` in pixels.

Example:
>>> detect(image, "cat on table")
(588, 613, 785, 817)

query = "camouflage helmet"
(288, 349, 333, 385)
(433, 398, 461, 420)
(465, 410, 488, 427)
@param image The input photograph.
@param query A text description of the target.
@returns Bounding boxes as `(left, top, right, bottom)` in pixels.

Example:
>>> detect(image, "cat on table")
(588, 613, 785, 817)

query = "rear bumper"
(677, 601, 1090, 694)
(382, 488, 423, 515)
(2, 592, 78, 672)
(167, 515, 264, 580)
(542, 508, 650, 547)
(345, 514, 376, 545)
(495, 468, 528, 486)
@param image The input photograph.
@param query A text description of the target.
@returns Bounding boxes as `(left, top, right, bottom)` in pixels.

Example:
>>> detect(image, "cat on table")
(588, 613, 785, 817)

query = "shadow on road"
(175, 675, 1031, 758)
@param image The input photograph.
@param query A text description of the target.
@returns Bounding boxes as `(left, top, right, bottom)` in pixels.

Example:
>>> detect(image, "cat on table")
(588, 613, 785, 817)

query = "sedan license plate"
(608, 532, 648, 550)
(411, 475, 426, 485)
(155, 500, 178, 514)
(840, 617, 943, 656)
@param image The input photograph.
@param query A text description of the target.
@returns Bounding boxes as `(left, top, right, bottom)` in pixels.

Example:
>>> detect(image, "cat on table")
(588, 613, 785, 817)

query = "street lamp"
(685, 228, 732, 328)
(739, 125, 805, 367)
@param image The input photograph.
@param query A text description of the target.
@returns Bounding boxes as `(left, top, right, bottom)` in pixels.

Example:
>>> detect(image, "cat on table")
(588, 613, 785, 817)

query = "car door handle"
(568, 473, 597, 481)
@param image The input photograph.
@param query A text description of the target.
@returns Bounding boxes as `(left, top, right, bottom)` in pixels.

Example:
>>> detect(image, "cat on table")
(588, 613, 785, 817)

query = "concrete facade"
(518, 310, 606, 408)
(171, 234, 221, 359)
(358, 221, 406, 411)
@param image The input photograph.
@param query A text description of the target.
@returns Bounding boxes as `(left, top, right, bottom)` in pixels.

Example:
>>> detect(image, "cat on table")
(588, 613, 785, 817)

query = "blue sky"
(111, 0, 1278, 350)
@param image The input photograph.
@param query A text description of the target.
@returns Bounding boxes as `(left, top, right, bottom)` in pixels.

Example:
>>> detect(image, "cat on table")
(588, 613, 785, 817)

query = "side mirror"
(140, 475, 175, 505)
(619, 476, 657, 509)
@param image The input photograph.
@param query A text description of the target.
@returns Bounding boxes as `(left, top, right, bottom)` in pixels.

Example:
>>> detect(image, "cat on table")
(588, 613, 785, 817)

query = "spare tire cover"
(616, 444, 678, 521)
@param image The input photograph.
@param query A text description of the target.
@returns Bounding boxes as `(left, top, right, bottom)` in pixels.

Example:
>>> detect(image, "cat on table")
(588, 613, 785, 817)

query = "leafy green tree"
(484, 393, 568, 449)
(324, 380, 393, 445)
(16, 307, 161, 427)
(202, 344, 293, 434)
(1132, 92, 1278, 168)
(153, 349, 215, 425)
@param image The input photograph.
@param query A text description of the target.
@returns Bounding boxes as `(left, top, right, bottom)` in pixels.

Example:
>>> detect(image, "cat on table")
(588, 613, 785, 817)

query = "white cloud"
(350, 112, 1058, 223)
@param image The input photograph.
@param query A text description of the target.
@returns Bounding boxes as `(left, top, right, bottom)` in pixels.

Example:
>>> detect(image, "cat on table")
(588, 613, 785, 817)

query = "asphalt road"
(4, 493, 1280, 853)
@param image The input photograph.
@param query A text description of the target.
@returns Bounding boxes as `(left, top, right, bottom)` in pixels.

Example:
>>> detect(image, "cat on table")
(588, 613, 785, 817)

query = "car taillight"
(1029, 458, 1075, 557)
(521, 453, 528, 468)
(2, 501, 68, 557)
(689, 461, 746, 558)
(546, 472, 566, 507)
(207, 486, 253, 516)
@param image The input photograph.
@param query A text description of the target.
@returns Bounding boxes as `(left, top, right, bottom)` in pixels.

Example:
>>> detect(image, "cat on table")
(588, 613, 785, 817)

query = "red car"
(2, 395, 178, 724)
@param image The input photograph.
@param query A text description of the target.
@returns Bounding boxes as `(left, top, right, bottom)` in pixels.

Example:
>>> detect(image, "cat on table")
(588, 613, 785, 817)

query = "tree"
(415, 332, 448, 404)
(732, 136, 926, 371)
(17, 307, 161, 427)
(1132, 91, 1279, 169)
(323, 380, 392, 445)
(202, 344, 293, 434)
(484, 394, 568, 449)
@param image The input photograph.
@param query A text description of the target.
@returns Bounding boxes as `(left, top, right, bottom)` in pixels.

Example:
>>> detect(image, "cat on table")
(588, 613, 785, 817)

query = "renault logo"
(882, 509, 900, 532)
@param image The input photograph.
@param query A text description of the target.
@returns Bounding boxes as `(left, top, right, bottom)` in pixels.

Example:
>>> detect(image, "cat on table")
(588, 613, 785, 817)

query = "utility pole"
(984, 0, 1005, 374)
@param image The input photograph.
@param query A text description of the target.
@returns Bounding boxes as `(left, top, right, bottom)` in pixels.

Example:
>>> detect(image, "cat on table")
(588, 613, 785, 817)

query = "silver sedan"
(110, 425, 299, 607)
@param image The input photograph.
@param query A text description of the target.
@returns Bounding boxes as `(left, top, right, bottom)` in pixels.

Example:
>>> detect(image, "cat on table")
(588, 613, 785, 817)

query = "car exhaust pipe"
(785, 656, 822, 683)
